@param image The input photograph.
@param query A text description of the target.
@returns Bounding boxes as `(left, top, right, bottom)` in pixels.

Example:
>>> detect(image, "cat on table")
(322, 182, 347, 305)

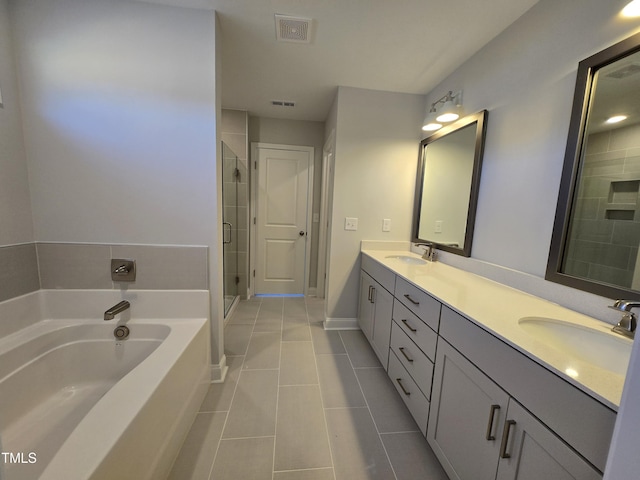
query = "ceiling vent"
(606, 63, 640, 79)
(275, 14, 313, 43)
(271, 100, 296, 107)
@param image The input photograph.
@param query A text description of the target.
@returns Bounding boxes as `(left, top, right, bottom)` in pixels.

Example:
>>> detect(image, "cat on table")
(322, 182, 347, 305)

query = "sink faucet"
(416, 243, 437, 262)
(609, 300, 640, 339)
(104, 300, 130, 321)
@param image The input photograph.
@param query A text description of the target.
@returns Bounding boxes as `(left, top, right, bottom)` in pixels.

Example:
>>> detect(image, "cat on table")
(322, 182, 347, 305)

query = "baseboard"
(210, 355, 229, 383)
(323, 317, 359, 330)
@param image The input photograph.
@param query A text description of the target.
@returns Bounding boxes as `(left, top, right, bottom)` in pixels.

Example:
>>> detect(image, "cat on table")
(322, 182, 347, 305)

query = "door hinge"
(235, 276, 240, 285)
(253, 217, 256, 225)
(253, 269, 256, 277)
(254, 161, 257, 170)
(233, 167, 240, 179)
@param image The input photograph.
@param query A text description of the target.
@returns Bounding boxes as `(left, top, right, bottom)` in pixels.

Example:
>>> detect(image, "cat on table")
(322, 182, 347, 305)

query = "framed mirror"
(547, 32, 640, 300)
(412, 110, 488, 257)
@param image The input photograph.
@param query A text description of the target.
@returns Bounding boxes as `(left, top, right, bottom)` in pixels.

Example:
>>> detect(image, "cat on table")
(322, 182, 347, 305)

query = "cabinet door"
(371, 283, 393, 369)
(358, 271, 375, 341)
(496, 401, 601, 480)
(427, 339, 509, 480)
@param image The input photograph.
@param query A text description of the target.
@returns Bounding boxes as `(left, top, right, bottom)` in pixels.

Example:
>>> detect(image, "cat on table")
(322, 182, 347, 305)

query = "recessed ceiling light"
(622, 0, 640, 17)
(606, 115, 627, 124)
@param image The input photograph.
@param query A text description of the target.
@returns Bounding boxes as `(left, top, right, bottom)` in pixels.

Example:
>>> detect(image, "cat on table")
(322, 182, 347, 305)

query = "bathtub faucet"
(104, 300, 130, 321)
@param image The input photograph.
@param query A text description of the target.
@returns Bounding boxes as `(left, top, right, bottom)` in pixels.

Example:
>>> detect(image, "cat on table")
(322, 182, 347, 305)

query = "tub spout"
(104, 301, 130, 321)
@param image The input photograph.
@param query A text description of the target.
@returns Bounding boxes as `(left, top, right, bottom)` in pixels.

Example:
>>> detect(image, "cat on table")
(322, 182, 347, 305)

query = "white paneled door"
(255, 145, 312, 294)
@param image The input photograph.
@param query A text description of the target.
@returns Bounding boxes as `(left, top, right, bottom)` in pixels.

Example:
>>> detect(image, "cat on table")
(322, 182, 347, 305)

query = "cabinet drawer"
(392, 300, 437, 360)
(394, 276, 441, 331)
(361, 254, 396, 293)
(388, 350, 430, 435)
(390, 322, 434, 399)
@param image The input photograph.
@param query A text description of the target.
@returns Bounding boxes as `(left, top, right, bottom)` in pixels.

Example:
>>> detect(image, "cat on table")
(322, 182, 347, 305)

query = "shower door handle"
(223, 222, 232, 244)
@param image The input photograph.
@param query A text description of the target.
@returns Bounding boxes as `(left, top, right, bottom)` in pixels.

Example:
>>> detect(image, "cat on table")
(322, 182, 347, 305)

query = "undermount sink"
(385, 255, 427, 265)
(518, 317, 632, 376)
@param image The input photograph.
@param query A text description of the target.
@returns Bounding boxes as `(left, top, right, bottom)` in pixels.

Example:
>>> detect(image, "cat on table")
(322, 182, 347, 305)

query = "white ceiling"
(140, 0, 539, 122)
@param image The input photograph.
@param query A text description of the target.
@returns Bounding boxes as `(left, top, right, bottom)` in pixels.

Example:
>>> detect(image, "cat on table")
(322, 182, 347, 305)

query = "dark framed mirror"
(412, 110, 487, 257)
(547, 32, 640, 300)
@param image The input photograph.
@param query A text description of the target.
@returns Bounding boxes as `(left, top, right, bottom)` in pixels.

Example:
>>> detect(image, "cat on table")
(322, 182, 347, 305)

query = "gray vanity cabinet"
(358, 256, 394, 369)
(428, 340, 601, 480)
(428, 339, 509, 480)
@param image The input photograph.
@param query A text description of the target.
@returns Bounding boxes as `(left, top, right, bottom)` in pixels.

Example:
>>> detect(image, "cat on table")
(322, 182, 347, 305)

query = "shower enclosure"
(222, 141, 241, 316)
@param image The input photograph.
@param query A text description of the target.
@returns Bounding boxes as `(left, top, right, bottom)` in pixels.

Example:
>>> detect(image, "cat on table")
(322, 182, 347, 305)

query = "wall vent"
(275, 14, 313, 43)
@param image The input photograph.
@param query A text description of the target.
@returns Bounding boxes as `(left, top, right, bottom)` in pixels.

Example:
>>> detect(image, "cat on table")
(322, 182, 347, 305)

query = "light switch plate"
(382, 218, 391, 232)
(345, 217, 358, 231)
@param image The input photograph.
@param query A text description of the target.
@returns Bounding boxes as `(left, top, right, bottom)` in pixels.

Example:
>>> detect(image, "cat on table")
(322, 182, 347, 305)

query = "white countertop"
(362, 249, 631, 410)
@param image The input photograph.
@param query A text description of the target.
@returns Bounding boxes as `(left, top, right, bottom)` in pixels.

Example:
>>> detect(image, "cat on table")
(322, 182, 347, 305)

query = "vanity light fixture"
(422, 106, 442, 131)
(606, 114, 627, 124)
(622, 0, 640, 17)
(422, 90, 463, 131)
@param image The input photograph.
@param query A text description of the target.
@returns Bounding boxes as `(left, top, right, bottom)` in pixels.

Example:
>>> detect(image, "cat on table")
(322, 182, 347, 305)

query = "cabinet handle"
(401, 319, 417, 332)
(499, 419, 517, 459)
(367, 285, 373, 302)
(396, 378, 411, 396)
(398, 347, 414, 363)
(485, 404, 500, 441)
(370, 287, 376, 304)
(404, 294, 420, 305)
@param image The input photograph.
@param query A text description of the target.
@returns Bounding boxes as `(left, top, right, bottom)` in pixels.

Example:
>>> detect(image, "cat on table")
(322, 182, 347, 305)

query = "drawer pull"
(499, 419, 517, 458)
(399, 347, 414, 363)
(404, 294, 420, 305)
(401, 319, 417, 332)
(485, 404, 500, 441)
(396, 378, 411, 396)
(370, 287, 376, 304)
(367, 285, 373, 302)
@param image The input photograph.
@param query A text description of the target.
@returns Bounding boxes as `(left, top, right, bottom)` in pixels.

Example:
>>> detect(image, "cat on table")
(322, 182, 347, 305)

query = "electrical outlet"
(382, 219, 391, 232)
(435, 220, 443, 233)
(345, 217, 358, 231)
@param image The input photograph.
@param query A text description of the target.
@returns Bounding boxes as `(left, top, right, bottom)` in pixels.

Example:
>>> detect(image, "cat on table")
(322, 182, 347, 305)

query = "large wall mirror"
(547, 32, 640, 300)
(412, 110, 487, 257)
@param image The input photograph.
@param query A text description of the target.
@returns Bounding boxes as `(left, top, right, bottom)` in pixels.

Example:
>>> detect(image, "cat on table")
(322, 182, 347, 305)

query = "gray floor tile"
(200, 356, 244, 412)
(210, 437, 274, 480)
(284, 298, 308, 316)
(280, 342, 319, 385)
(310, 323, 346, 354)
(340, 330, 381, 368)
(381, 432, 449, 480)
(325, 408, 395, 480)
(244, 332, 281, 369)
(274, 385, 332, 471)
(223, 369, 278, 438)
(274, 468, 335, 480)
(355, 367, 418, 433)
(224, 324, 254, 356)
(167, 411, 226, 480)
(283, 316, 312, 341)
(316, 354, 366, 408)
(254, 316, 283, 333)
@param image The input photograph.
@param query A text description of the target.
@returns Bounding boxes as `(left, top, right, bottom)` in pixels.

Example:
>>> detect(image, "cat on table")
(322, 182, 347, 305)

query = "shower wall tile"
(0, 243, 40, 302)
(38, 243, 112, 289)
(111, 244, 208, 290)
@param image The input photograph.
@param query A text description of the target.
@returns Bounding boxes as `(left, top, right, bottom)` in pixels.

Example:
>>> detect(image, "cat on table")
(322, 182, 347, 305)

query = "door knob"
(299, 231, 306, 236)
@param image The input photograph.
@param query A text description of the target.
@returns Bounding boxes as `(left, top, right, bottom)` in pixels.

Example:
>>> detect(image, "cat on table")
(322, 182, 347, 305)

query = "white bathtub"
(0, 290, 210, 480)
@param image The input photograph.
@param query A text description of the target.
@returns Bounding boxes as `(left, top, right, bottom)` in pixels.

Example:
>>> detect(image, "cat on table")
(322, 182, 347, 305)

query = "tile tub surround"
(0, 243, 39, 302)
(37, 242, 208, 290)
(168, 296, 448, 480)
(362, 249, 629, 409)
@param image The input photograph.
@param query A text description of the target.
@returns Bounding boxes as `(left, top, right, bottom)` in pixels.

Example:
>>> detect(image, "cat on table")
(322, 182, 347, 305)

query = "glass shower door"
(222, 142, 239, 316)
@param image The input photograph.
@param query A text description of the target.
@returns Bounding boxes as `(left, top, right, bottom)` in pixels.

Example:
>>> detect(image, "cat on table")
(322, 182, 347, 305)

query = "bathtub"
(0, 289, 210, 480)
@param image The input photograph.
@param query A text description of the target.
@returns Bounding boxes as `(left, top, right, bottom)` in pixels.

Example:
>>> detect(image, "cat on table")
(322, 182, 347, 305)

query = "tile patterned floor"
(168, 297, 448, 480)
